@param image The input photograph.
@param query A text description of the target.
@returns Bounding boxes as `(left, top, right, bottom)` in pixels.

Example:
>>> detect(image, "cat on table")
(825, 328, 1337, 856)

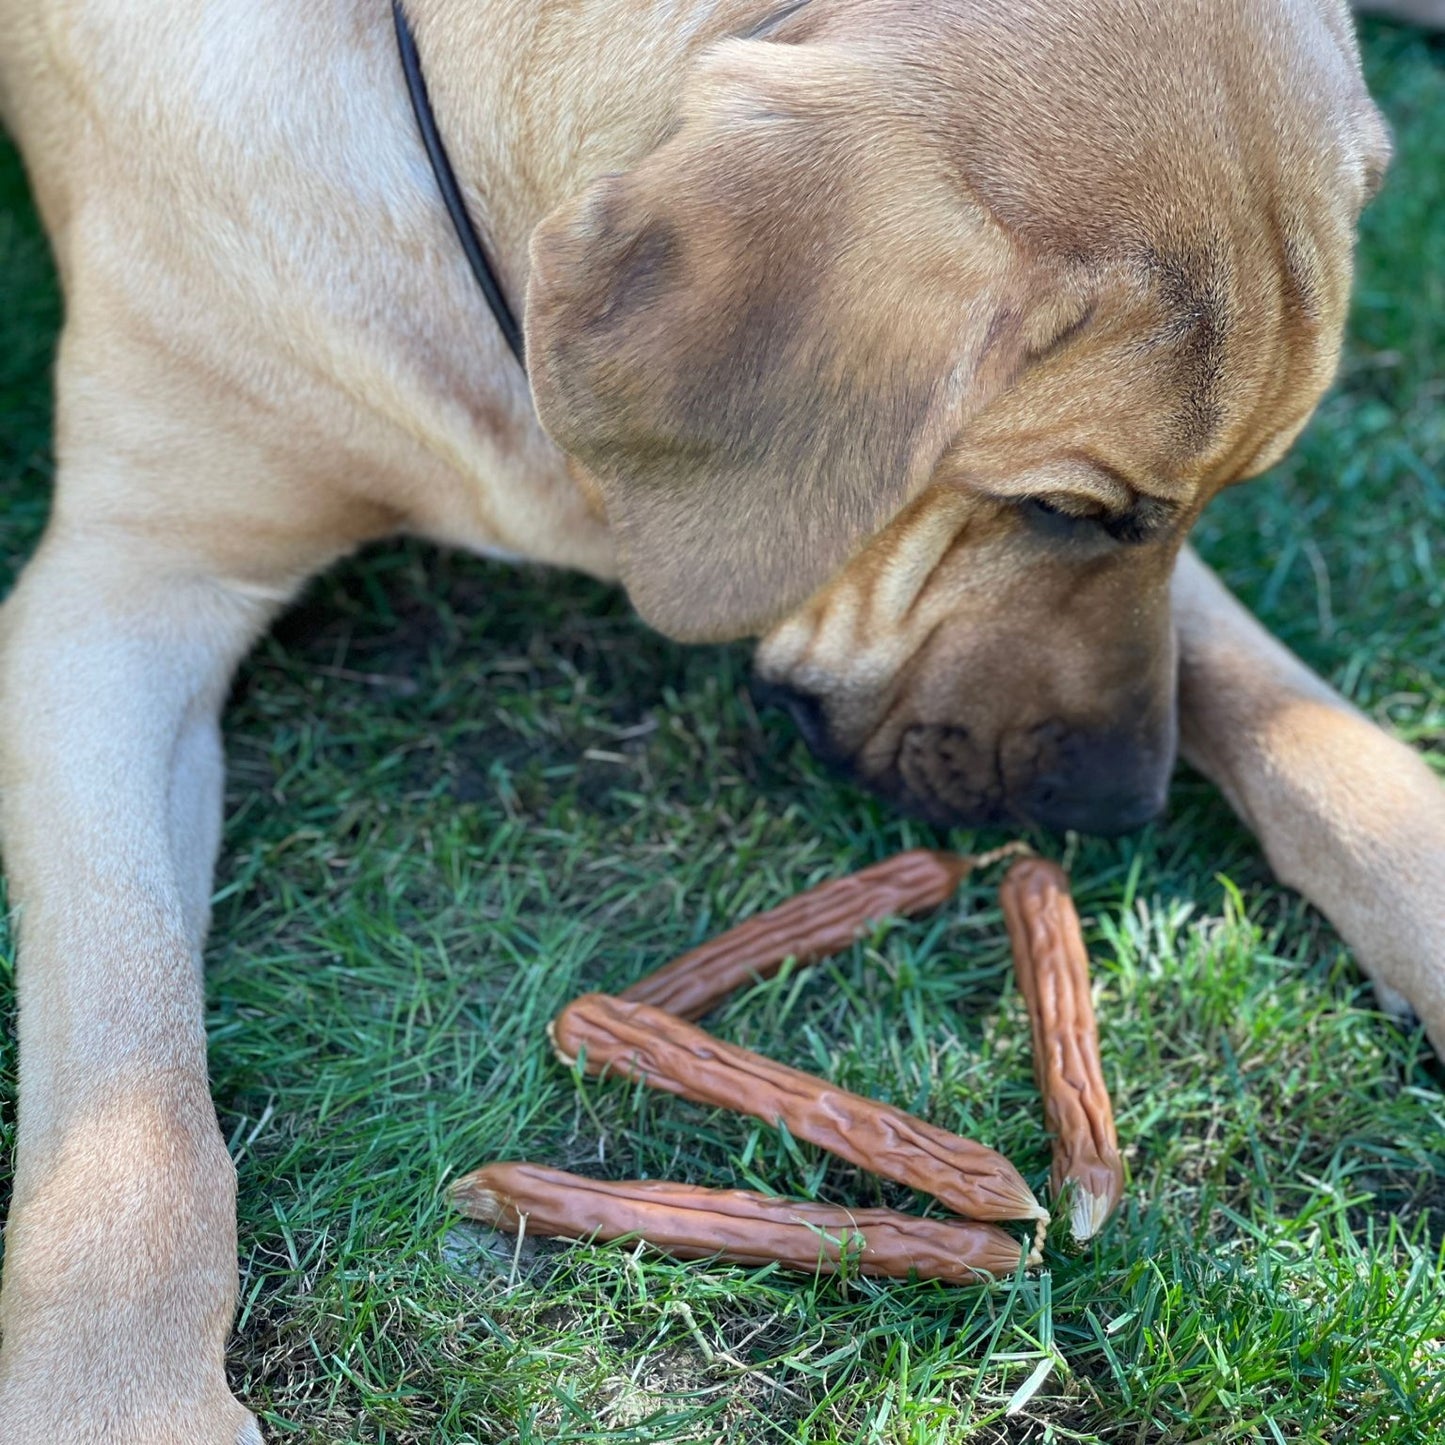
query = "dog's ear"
(525, 40, 1022, 642)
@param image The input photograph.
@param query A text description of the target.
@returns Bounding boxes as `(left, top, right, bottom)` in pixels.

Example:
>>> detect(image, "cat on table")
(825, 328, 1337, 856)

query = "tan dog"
(0, 0, 1441, 1438)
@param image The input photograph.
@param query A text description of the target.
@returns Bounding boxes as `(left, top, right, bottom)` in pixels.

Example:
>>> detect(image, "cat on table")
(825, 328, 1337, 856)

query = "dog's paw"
(1333, 875, 1445, 1061)
(0, 1378, 261, 1445)
(237, 1409, 267, 1445)
(1233, 698, 1445, 1061)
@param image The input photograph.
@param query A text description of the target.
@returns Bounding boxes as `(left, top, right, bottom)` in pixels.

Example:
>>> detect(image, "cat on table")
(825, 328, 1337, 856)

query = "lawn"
(2, 19, 1443, 1445)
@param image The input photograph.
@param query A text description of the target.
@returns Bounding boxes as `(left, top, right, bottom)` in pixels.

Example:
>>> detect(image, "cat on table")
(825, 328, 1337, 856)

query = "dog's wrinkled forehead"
(833, 0, 1389, 226)
(900, 5, 1382, 366)
(800, 0, 1389, 491)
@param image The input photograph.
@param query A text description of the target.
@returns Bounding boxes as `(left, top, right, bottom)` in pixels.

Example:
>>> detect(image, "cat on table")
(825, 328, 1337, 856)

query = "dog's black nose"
(750, 679, 831, 757)
(1016, 722, 1175, 837)
(1023, 776, 1169, 836)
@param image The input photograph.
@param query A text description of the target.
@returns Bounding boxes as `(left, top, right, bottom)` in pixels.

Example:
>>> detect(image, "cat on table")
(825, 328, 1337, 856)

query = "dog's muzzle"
(755, 679, 1175, 837)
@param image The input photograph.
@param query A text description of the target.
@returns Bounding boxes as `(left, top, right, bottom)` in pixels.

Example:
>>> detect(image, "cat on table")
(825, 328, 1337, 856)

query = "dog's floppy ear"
(526, 40, 1020, 642)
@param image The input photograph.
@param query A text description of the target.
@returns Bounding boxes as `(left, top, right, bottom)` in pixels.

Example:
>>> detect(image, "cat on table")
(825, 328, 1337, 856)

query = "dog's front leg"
(0, 529, 277, 1443)
(1172, 545, 1445, 1053)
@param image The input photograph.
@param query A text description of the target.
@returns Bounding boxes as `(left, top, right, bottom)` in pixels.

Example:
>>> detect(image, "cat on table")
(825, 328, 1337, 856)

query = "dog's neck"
(400, 0, 793, 303)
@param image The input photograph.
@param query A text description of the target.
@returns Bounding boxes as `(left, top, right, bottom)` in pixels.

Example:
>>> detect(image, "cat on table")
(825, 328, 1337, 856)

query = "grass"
(1, 18, 1443, 1445)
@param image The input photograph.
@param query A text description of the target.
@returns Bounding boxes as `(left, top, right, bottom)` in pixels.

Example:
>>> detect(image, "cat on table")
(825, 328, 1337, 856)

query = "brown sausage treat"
(999, 858, 1124, 1242)
(620, 848, 987, 1021)
(454, 1162, 1036, 1279)
(550, 993, 1047, 1224)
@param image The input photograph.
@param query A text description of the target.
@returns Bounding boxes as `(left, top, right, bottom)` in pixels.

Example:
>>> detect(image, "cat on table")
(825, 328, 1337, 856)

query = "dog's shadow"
(232, 538, 808, 817)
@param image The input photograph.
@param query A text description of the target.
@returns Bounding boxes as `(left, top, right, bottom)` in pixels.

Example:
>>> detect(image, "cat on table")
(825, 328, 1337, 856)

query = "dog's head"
(525, 0, 1389, 833)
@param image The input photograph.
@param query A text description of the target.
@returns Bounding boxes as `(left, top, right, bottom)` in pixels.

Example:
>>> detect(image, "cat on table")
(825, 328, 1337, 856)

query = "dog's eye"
(1019, 495, 1104, 540)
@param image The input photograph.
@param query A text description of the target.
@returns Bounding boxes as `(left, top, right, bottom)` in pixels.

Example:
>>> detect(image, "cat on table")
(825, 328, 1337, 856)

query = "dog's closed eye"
(1021, 494, 1100, 540)
(1019, 494, 1174, 546)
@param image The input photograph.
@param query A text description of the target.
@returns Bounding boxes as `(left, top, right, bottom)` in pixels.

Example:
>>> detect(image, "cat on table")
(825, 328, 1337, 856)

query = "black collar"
(392, 1, 526, 367)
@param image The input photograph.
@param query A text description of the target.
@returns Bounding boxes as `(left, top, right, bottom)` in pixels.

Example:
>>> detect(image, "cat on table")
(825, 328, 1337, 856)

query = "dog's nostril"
(750, 679, 830, 756)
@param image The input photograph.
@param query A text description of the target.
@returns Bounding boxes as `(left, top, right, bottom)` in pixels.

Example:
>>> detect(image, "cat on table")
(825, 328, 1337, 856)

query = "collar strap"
(393, 1, 526, 367)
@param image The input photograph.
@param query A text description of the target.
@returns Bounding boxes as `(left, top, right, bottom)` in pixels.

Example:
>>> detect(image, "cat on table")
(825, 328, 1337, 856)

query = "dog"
(0, 0, 1441, 1438)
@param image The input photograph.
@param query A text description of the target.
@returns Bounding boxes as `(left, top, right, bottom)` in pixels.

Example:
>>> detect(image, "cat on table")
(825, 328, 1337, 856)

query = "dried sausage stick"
(621, 846, 1026, 1021)
(999, 858, 1124, 1242)
(454, 1162, 1037, 1279)
(550, 992, 1047, 1226)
